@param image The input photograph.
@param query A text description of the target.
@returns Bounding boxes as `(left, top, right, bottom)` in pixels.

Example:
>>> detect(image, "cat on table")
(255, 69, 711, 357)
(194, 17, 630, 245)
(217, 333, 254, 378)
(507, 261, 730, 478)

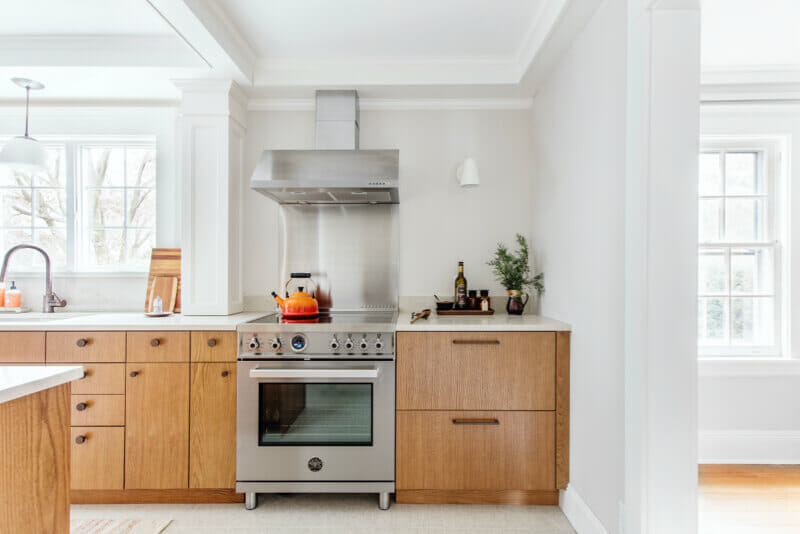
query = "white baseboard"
(560, 485, 609, 534)
(699, 430, 800, 464)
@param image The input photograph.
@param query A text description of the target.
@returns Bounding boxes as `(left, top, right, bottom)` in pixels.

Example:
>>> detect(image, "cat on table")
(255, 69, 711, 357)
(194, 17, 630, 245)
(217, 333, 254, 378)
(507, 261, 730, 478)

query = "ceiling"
(220, 0, 545, 60)
(0, 0, 593, 103)
(702, 0, 800, 81)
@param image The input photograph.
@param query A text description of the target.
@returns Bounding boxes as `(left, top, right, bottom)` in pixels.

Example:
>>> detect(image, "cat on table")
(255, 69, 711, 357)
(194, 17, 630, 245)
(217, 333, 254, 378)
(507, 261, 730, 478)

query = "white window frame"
(698, 136, 788, 359)
(0, 135, 157, 274)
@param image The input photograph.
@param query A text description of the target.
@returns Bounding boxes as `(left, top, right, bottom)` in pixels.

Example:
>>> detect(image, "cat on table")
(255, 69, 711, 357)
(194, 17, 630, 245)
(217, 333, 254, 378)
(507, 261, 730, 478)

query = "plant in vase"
(487, 234, 544, 315)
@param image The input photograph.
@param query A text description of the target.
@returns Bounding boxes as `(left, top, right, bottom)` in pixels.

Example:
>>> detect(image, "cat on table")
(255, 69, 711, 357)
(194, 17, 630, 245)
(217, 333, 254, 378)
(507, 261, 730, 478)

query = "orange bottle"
(0, 283, 5, 308)
(4, 281, 21, 309)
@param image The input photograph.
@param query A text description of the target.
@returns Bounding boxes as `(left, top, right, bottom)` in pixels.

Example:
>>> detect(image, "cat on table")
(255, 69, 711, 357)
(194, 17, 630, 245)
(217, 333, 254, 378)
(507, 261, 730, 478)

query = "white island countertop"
(0, 365, 84, 404)
(0, 311, 267, 331)
(396, 306, 571, 332)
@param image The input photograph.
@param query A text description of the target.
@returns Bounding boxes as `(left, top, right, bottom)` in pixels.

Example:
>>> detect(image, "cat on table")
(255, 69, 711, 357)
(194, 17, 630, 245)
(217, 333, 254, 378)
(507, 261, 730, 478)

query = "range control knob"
(359, 337, 369, 351)
(330, 336, 340, 351)
(375, 336, 384, 350)
(344, 337, 355, 351)
(269, 338, 281, 351)
(247, 337, 260, 351)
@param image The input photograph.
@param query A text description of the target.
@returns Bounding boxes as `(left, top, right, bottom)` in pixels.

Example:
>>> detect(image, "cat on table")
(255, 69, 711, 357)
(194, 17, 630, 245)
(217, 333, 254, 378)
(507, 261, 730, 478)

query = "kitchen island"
(0, 365, 84, 533)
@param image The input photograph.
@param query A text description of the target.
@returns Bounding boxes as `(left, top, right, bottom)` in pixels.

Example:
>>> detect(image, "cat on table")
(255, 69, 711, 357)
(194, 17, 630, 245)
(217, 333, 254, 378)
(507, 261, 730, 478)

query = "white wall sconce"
(456, 157, 480, 187)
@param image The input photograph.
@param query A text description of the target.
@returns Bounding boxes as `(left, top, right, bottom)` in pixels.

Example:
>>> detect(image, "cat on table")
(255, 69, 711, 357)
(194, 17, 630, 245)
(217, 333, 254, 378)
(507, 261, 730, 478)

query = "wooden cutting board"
(147, 276, 178, 313)
(144, 248, 181, 313)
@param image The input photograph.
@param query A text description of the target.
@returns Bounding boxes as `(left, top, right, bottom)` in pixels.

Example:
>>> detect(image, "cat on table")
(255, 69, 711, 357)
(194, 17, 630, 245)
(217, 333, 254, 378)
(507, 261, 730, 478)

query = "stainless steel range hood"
(250, 90, 399, 205)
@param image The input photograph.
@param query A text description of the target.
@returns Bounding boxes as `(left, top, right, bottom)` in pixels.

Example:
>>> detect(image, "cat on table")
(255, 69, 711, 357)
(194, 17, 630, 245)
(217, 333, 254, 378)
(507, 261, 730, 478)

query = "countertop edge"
(0, 365, 84, 405)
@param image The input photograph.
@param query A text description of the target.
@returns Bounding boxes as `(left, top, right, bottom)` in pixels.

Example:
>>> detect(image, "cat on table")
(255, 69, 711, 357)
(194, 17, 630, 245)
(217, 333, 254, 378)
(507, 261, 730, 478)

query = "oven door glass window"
(258, 383, 373, 446)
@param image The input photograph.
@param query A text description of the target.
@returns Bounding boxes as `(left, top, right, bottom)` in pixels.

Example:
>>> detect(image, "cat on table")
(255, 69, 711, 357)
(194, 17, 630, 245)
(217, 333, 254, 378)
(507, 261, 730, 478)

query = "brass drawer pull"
(221, 370, 229, 377)
(452, 418, 500, 425)
(75, 435, 87, 444)
(129, 371, 139, 378)
(76, 338, 88, 347)
(452, 340, 500, 345)
(75, 402, 88, 411)
(207, 338, 217, 347)
(150, 338, 161, 347)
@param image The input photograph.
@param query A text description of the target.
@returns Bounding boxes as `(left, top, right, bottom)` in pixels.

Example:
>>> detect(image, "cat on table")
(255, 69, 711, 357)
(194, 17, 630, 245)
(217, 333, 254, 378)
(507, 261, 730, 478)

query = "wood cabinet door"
(46, 332, 125, 363)
(189, 363, 236, 489)
(191, 332, 237, 362)
(0, 332, 45, 362)
(125, 363, 189, 489)
(397, 332, 556, 410)
(127, 331, 189, 363)
(396, 411, 555, 490)
(71, 427, 125, 490)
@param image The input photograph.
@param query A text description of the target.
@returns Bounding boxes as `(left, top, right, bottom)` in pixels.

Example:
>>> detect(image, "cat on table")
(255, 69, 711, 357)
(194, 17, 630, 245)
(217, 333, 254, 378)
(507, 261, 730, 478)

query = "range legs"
(379, 492, 391, 510)
(245, 492, 257, 510)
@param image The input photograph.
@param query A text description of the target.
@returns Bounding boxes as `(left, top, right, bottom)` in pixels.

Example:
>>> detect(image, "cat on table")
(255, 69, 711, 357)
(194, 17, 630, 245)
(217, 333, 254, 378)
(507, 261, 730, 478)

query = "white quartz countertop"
(396, 307, 571, 332)
(0, 312, 267, 331)
(0, 365, 84, 404)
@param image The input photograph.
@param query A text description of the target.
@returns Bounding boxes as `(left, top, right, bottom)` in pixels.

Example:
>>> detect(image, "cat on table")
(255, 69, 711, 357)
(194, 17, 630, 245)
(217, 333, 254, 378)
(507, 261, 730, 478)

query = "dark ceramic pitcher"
(506, 290, 529, 315)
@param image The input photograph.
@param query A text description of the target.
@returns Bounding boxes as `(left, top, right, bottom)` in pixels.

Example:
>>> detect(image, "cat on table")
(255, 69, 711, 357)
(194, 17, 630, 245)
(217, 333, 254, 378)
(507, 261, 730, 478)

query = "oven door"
(236, 359, 395, 482)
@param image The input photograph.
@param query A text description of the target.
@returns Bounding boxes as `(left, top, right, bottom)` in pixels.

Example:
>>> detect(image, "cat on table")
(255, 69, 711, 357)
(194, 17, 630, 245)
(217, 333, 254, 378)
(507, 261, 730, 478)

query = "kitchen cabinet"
(0, 331, 45, 363)
(70, 364, 125, 395)
(71, 394, 125, 426)
(46, 331, 125, 363)
(71, 427, 125, 490)
(125, 363, 190, 489)
(395, 330, 570, 505)
(191, 331, 237, 362)
(190, 362, 236, 489)
(127, 331, 190, 362)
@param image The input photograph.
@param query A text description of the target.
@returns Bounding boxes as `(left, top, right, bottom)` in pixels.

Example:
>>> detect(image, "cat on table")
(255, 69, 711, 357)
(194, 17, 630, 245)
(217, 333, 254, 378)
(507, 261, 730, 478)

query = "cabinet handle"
(207, 338, 217, 347)
(129, 371, 139, 377)
(75, 435, 87, 444)
(452, 340, 500, 345)
(452, 418, 500, 425)
(221, 370, 229, 377)
(150, 338, 161, 347)
(76, 338, 88, 347)
(75, 402, 87, 411)
(80, 370, 91, 379)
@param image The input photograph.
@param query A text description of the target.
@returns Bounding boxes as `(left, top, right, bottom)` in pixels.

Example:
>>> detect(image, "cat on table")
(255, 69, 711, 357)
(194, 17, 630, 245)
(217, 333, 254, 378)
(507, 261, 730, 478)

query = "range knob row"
(247, 335, 387, 352)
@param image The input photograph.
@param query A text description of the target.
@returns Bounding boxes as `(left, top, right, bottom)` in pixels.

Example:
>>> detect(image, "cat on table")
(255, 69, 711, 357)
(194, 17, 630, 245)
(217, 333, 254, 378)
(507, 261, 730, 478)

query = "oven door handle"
(249, 368, 380, 379)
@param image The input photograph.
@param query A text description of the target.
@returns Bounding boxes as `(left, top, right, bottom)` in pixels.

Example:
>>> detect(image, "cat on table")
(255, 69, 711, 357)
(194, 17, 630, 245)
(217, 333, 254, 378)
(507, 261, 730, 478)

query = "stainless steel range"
(236, 311, 396, 510)
(237, 89, 400, 510)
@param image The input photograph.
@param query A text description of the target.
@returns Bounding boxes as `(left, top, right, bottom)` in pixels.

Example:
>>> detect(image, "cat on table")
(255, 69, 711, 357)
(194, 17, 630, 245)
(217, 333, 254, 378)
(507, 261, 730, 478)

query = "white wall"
(242, 108, 536, 307)
(0, 105, 178, 311)
(699, 103, 800, 462)
(530, 0, 627, 532)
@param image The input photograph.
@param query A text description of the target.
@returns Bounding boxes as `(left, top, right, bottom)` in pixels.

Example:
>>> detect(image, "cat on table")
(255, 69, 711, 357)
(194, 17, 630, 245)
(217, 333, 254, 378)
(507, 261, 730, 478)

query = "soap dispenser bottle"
(4, 281, 21, 309)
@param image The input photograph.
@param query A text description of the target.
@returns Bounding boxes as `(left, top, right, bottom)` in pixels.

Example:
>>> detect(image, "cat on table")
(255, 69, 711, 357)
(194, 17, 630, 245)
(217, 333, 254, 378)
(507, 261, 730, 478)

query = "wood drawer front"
(396, 411, 555, 491)
(191, 331, 237, 362)
(397, 332, 556, 410)
(70, 364, 125, 394)
(46, 332, 125, 363)
(71, 426, 125, 490)
(0, 332, 45, 363)
(71, 395, 125, 426)
(127, 331, 189, 362)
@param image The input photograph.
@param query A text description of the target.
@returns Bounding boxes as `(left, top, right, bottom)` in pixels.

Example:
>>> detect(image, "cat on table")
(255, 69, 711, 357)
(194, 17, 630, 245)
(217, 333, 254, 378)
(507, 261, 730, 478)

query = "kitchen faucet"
(0, 244, 67, 312)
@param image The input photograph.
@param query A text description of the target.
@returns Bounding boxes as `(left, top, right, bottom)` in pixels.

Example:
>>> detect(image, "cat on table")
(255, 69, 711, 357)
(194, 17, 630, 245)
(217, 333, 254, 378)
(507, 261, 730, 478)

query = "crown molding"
(701, 68, 800, 103)
(247, 97, 532, 112)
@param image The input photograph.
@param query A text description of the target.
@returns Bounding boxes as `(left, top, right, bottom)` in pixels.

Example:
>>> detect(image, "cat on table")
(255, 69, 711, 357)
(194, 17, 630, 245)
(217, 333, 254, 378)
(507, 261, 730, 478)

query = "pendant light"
(0, 78, 46, 170)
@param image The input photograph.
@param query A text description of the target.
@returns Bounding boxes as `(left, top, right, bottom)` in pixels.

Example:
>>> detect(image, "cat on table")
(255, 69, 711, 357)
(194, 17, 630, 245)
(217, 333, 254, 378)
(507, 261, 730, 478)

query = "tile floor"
(72, 493, 576, 533)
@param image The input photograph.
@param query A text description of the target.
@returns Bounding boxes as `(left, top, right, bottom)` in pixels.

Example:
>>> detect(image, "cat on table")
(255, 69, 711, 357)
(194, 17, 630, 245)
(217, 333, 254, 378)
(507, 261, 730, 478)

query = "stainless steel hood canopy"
(250, 90, 399, 205)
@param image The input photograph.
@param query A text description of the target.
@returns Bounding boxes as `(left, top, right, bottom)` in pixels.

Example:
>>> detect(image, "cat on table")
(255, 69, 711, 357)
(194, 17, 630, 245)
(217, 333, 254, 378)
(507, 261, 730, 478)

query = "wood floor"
(700, 465, 800, 534)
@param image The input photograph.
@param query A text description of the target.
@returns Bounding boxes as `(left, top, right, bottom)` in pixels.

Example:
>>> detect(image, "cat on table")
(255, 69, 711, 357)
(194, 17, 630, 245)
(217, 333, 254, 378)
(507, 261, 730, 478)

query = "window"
(0, 138, 156, 272)
(697, 139, 785, 357)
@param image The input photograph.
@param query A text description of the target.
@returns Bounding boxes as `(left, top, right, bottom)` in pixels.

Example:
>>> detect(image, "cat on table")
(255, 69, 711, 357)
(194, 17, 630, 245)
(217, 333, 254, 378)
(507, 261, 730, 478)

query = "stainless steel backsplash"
(278, 204, 398, 311)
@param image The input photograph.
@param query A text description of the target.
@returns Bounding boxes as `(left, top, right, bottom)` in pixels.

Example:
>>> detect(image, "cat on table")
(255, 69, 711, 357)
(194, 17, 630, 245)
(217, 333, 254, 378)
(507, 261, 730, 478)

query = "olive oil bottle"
(454, 261, 468, 309)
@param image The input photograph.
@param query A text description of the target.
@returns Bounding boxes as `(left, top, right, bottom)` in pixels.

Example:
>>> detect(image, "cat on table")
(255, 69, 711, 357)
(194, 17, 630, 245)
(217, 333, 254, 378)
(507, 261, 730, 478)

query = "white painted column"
(174, 80, 246, 315)
(624, 1, 700, 533)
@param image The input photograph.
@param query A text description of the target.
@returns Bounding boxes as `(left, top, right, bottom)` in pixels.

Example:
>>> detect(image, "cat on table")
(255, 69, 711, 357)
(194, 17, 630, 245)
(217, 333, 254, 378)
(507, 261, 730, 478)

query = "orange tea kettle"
(271, 273, 319, 318)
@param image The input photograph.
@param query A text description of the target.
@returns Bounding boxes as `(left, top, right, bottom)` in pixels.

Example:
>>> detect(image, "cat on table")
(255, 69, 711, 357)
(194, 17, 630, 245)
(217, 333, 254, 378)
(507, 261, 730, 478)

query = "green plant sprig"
(487, 234, 544, 296)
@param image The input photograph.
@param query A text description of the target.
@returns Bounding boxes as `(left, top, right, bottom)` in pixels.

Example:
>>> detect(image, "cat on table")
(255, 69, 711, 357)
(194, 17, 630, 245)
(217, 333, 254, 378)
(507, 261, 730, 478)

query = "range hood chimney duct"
(249, 90, 399, 204)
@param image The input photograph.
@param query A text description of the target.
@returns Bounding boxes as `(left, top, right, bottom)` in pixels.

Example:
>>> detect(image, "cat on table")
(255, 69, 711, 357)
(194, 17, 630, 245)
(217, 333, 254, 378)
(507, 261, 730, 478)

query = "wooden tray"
(436, 308, 494, 316)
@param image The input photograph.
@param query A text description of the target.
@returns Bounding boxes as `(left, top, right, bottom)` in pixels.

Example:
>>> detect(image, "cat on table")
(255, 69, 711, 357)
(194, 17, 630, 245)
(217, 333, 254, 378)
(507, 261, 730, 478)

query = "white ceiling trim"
(701, 67, 800, 85)
(146, 0, 256, 84)
(247, 97, 532, 111)
(514, 0, 569, 80)
(701, 67, 800, 102)
(0, 35, 203, 68)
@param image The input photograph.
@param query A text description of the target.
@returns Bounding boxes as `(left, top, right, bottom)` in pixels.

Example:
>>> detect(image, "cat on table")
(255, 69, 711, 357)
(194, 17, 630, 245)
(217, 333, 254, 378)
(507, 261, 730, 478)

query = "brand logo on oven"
(308, 457, 323, 472)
